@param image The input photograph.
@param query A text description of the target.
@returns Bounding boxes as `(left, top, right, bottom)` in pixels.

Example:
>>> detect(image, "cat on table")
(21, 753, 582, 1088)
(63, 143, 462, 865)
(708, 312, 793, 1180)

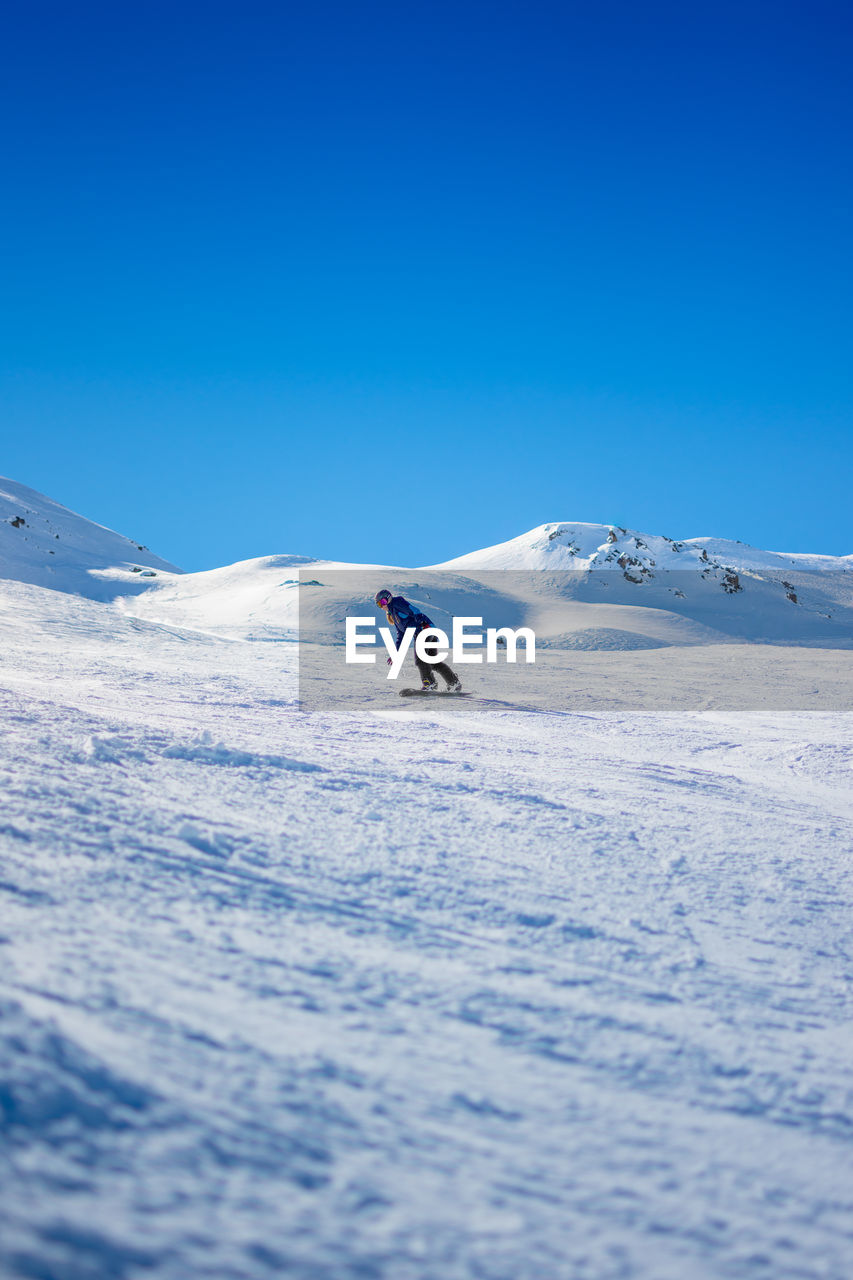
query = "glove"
(386, 656, 393, 666)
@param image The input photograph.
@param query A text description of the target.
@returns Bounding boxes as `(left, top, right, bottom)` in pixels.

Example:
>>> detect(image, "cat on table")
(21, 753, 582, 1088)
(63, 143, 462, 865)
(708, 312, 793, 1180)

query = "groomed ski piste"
(2, 474, 853, 1280)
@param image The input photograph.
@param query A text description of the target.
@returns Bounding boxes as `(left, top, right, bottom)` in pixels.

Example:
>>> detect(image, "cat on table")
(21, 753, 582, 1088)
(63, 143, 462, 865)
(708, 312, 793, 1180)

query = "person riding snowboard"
(374, 589, 462, 692)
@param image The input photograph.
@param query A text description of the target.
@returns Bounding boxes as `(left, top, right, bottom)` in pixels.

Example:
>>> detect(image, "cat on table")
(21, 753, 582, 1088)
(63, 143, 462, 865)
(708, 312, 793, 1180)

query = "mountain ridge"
(3, 475, 851, 589)
(3, 476, 853, 649)
(433, 521, 853, 574)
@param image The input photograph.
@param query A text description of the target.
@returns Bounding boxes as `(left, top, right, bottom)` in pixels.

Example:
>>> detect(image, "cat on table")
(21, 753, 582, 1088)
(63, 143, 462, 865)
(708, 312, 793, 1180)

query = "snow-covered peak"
(0, 475, 181, 597)
(434, 522, 853, 574)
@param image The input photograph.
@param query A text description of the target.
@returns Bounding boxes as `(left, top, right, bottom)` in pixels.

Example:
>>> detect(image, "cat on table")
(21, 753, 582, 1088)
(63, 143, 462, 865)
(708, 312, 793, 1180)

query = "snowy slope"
(0, 475, 181, 597)
(118, 553, 318, 640)
(2, 483, 853, 1279)
(2, 574, 853, 1280)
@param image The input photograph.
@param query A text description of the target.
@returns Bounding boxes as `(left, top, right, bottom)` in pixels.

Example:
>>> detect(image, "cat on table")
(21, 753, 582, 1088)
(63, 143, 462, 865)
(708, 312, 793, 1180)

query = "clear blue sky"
(2, 1, 851, 569)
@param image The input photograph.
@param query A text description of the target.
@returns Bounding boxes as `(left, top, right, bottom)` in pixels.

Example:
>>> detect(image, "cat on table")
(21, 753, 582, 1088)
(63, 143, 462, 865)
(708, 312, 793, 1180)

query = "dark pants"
(414, 636, 458, 687)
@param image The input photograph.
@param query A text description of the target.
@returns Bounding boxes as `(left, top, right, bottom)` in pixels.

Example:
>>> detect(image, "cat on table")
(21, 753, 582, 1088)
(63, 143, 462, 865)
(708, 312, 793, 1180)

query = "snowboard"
(398, 687, 471, 698)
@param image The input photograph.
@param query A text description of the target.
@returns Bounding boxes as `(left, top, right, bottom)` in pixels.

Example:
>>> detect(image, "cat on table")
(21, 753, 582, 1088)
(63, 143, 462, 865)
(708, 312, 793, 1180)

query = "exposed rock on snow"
(435, 519, 852, 576)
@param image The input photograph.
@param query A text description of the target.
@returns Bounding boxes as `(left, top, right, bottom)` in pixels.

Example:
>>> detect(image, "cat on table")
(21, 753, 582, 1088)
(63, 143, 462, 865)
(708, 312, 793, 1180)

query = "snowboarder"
(374, 589, 462, 692)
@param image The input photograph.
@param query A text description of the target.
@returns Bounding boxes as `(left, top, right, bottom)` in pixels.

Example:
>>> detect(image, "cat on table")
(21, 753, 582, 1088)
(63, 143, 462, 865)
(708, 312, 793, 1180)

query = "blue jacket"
(385, 595, 432, 650)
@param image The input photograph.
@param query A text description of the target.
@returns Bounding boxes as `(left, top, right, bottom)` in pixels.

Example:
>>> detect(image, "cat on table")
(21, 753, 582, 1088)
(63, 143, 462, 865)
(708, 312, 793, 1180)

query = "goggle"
(377, 596, 390, 607)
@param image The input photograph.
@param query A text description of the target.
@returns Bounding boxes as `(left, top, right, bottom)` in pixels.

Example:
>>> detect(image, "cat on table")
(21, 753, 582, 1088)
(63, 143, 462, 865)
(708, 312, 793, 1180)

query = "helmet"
(374, 588, 392, 607)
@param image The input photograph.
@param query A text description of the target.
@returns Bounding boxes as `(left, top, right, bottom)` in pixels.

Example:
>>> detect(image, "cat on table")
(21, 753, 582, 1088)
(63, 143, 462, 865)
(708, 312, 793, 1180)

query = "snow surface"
(2, 480, 853, 1280)
(0, 476, 180, 597)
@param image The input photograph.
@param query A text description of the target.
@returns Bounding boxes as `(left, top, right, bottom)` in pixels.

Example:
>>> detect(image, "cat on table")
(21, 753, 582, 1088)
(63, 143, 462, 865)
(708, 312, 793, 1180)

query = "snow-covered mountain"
(428, 522, 853, 649)
(126, 520, 853, 650)
(3, 477, 853, 647)
(0, 476, 180, 597)
(435, 520, 852, 574)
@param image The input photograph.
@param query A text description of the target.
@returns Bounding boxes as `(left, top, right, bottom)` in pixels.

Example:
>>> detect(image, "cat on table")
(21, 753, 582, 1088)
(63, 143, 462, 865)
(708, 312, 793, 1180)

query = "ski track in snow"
(1, 584, 853, 1279)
